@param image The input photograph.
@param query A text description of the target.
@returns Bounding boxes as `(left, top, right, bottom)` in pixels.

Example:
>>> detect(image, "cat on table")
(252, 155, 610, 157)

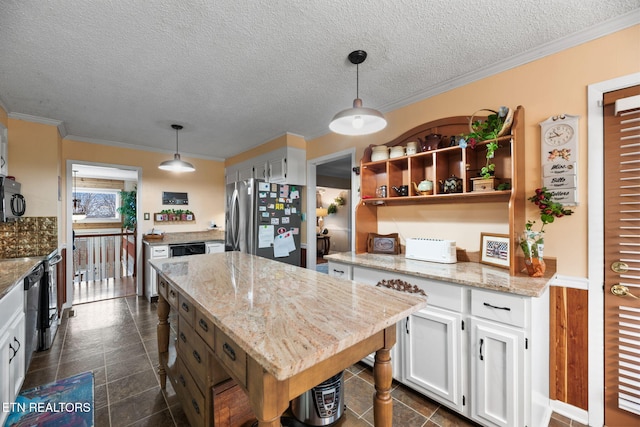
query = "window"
(75, 188, 121, 222)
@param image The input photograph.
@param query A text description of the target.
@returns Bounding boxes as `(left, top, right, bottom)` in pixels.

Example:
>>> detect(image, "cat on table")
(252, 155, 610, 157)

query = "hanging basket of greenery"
(468, 107, 514, 140)
(117, 189, 137, 231)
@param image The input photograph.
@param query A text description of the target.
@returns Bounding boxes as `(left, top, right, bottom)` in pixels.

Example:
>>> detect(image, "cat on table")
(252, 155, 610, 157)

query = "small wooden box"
(471, 177, 499, 192)
(213, 379, 256, 427)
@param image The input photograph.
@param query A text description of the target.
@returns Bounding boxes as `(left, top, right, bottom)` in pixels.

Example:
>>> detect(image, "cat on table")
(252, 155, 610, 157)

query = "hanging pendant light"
(329, 50, 387, 136)
(159, 124, 195, 172)
(72, 170, 87, 221)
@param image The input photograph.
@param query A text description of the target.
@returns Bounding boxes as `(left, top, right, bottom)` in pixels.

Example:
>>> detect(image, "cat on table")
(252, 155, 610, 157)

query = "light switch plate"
(144, 213, 150, 220)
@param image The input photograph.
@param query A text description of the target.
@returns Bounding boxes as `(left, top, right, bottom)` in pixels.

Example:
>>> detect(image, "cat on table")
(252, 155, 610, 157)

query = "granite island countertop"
(324, 252, 554, 298)
(0, 257, 44, 300)
(143, 229, 225, 246)
(150, 251, 427, 381)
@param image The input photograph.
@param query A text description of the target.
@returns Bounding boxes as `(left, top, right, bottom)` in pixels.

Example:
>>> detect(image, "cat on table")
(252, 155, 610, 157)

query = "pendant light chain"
(356, 63, 359, 99)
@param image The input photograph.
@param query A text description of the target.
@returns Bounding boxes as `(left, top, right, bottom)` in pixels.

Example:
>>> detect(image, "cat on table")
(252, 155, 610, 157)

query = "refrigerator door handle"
(231, 188, 240, 250)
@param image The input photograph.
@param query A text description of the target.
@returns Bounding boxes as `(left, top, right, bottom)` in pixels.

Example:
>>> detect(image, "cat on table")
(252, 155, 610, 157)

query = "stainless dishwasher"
(23, 262, 44, 370)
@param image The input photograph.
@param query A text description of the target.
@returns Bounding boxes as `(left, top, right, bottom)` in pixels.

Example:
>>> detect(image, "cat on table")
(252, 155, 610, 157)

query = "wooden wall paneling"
(549, 286, 589, 409)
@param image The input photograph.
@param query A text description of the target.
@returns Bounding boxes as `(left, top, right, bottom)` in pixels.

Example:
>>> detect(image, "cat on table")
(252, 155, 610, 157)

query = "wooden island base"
(156, 293, 397, 427)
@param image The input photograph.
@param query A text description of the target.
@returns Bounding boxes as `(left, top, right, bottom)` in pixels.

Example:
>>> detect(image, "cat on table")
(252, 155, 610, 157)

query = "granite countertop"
(0, 257, 44, 300)
(324, 252, 554, 298)
(150, 252, 426, 381)
(143, 229, 225, 246)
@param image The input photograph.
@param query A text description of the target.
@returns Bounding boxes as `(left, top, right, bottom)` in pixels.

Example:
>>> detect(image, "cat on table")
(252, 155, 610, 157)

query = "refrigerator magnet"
(271, 218, 280, 225)
(282, 217, 290, 224)
(259, 206, 266, 211)
(291, 227, 299, 235)
(279, 185, 289, 197)
(284, 208, 290, 215)
(261, 212, 269, 217)
(290, 189, 300, 199)
(259, 182, 270, 191)
(270, 192, 277, 198)
(259, 192, 267, 198)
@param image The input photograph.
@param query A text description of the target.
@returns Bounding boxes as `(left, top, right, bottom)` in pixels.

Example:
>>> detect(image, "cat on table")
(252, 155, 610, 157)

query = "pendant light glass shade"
(72, 170, 87, 221)
(159, 124, 195, 172)
(329, 50, 387, 136)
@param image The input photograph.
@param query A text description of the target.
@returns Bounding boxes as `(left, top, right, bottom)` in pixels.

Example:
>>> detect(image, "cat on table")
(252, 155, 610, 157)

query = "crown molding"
(7, 112, 67, 138)
(64, 134, 225, 162)
(379, 10, 640, 113)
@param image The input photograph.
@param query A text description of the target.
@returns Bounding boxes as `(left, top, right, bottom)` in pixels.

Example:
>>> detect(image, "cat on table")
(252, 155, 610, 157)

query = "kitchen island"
(150, 251, 426, 427)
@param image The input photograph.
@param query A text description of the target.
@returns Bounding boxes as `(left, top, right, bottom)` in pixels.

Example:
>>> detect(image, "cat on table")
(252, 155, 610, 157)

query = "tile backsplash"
(0, 217, 58, 258)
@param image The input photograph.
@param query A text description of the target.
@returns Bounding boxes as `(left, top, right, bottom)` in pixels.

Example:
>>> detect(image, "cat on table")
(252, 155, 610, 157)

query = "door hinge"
(463, 395, 466, 406)
(525, 338, 529, 350)
(461, 320, 465, 330)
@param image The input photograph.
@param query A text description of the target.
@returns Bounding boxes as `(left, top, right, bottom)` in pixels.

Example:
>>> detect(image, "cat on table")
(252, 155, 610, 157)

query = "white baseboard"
(550, 400, 589, 425)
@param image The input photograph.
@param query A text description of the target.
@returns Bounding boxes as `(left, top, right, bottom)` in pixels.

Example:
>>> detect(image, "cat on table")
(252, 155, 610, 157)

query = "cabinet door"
(470, 318, 525, 427)
(403, 307, 464, 413)
(8, 312, 25, 401)
(0, 330, 11, 426)
(237, 165, 255, 182)
(268, 157, 287, 183)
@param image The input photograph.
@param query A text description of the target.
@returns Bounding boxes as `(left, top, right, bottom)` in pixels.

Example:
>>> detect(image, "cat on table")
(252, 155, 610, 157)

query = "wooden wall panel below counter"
(549, 286, 589, 410)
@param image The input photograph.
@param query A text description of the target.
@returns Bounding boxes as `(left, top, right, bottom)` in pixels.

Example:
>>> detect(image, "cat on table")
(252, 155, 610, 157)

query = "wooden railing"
(73, 230, 136, 282)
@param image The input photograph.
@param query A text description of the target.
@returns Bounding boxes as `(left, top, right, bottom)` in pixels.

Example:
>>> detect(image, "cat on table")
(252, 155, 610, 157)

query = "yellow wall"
(62, 139, 226, 233)
(7, 118, 60, 218)
(307, 25, 640, 278)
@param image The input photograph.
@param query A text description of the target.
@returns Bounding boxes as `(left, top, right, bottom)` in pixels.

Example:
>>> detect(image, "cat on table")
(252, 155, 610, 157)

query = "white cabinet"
(226, 146, 306, 185)
(145, 244, 169, 300)
(470, 318, 525, 427)
(205, 241, 224, 254)
(404, 306, 464, 413)
(0, 284, 26, 426)
(346, 264, 549, 427)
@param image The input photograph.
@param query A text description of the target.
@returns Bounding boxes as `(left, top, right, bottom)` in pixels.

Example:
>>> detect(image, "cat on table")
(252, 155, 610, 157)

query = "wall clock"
(539, 114, 579, 206)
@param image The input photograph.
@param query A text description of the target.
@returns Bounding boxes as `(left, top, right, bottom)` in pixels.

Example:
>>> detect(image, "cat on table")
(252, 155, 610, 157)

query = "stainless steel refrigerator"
(225, 179, 302, 266)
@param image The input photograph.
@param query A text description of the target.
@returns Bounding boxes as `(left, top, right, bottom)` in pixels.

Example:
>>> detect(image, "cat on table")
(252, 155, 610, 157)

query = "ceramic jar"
(406, 141, 418, 155)
(389, 146, 405, 159)
(371, 145, 389, 162)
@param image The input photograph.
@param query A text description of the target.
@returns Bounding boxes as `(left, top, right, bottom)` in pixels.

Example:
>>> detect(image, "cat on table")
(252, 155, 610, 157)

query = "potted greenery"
(519, 187, 573, 277)
(459, 106, 513, 180)
(117, 188, 137, 231)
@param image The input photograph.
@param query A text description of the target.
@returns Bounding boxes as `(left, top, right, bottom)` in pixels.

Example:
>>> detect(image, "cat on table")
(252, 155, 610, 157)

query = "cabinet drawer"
(158, 277, 168, 299)
(167, 284, 179, 308)
(353, 266, 464, 312)
(178, 294, 195, 327)
(471, 289, 527, 328)
(215, 328, 247, 387)
(195, 308, 215, 351)
(327, 262, 352, 279)
(175, 356, 206, 427)
(178, 317, 209, 393)
(151, 245, 169, 258)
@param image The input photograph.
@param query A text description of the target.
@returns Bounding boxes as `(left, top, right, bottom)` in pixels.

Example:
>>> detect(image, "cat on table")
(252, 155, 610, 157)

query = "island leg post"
(373, 325, 396, 427)
(157, 294, 170, 389)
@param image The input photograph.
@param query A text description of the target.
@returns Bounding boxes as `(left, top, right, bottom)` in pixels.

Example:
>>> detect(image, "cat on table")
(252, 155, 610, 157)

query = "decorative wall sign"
(539, 114, 579, 206)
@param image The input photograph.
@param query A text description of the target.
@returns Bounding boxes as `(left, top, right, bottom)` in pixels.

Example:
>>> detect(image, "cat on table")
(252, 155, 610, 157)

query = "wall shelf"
(356, 106, 526, 276)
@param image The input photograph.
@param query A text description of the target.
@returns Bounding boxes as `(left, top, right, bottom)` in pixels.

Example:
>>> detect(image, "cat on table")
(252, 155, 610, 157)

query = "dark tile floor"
(23, 296, 585, 427)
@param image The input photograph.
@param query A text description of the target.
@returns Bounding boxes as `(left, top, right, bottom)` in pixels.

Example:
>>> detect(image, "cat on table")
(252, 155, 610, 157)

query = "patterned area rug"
(5, 371, 94, 427)
(315, 263, 329, 274)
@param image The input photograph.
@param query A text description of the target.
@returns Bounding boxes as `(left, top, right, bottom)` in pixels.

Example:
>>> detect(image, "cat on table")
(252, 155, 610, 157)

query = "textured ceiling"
(1, 1, 638, 161)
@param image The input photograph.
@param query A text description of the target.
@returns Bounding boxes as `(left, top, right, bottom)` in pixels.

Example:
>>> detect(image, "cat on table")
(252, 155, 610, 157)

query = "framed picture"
(367, 233, 400, 255)
(480, 233, 510, 269)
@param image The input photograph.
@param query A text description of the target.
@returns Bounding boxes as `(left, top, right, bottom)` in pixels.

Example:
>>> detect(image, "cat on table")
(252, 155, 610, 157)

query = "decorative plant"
(334, 196, 345, 206)
(519, 187, 573, 276)
(525, 187, 574, 234)
(117, 188, 137, 230)
(459, 106, 511, 179)
(327, 203, 338, 214)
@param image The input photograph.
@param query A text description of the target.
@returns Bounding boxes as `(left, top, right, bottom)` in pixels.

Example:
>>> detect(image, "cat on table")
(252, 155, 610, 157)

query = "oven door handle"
(49, 254, 63, 265)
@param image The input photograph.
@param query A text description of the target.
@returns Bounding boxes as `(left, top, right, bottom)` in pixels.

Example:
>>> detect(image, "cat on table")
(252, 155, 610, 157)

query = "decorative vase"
(519, 230, 546, 277)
